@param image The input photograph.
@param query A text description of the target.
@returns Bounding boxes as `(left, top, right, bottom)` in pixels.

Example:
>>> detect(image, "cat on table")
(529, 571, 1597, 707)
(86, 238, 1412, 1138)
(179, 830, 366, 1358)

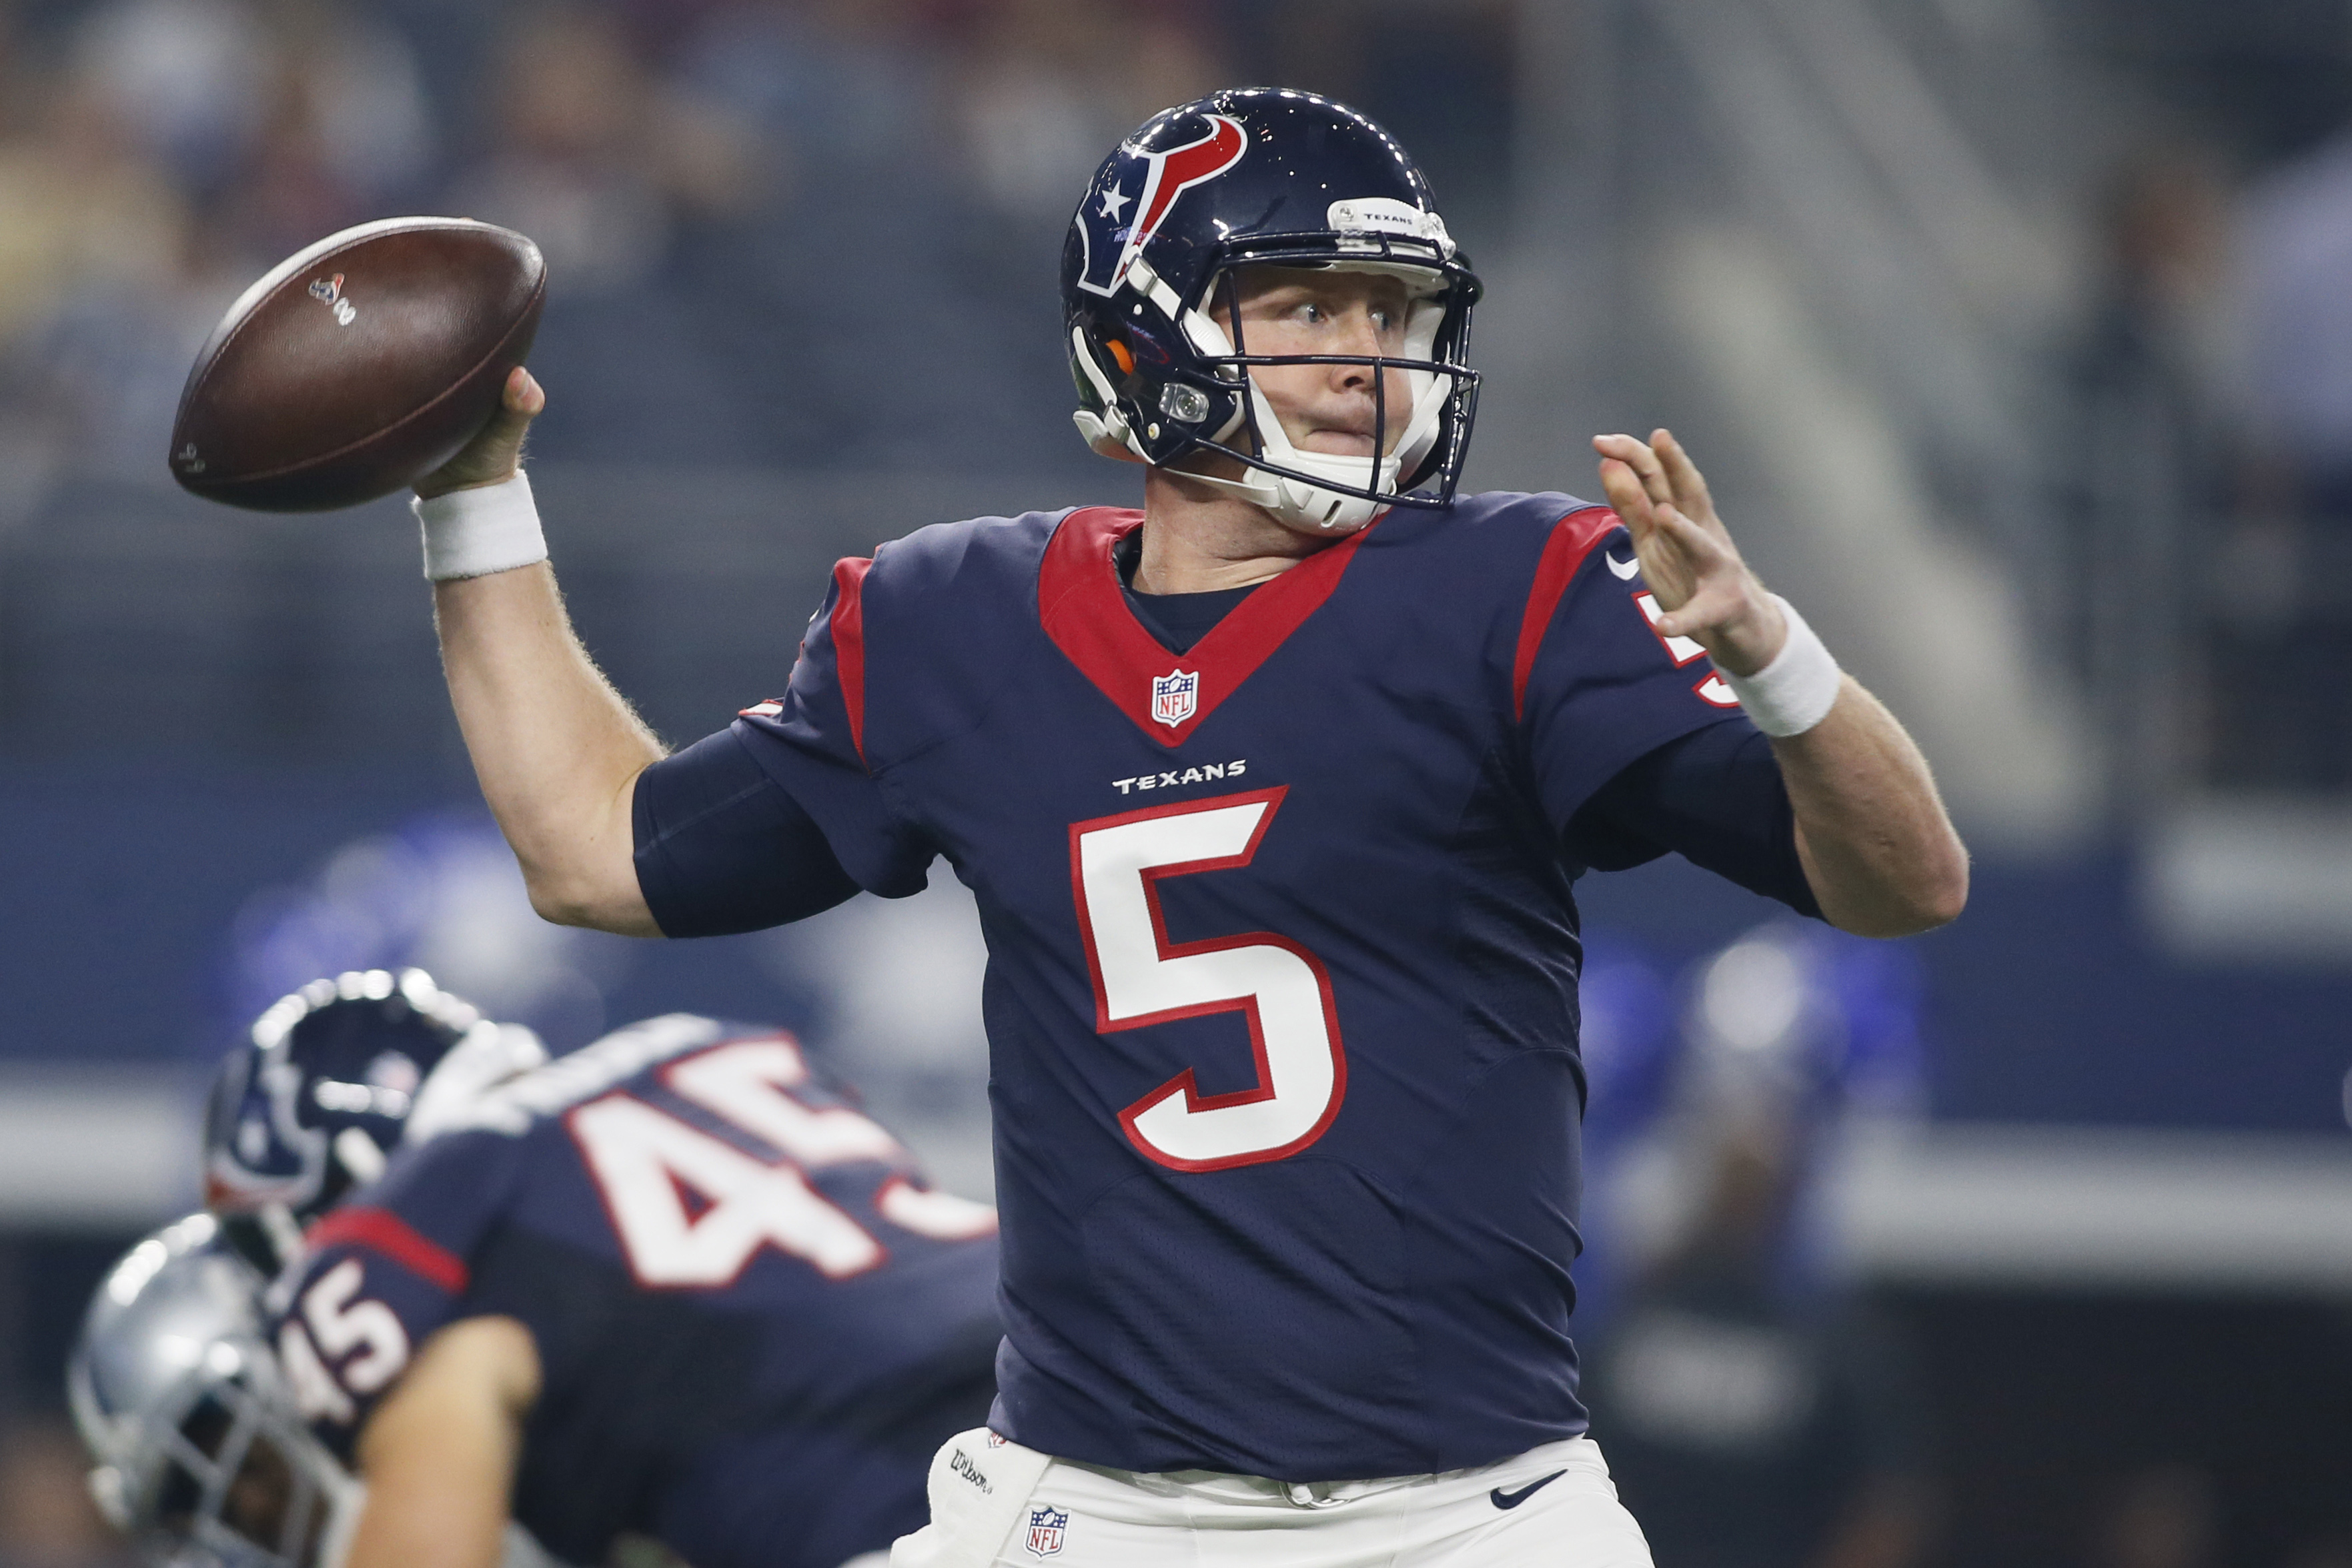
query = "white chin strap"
(1180, 430, 1401, 533)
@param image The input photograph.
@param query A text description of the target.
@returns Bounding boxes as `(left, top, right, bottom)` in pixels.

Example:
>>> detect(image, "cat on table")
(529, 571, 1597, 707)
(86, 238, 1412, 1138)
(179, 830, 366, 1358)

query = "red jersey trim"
(1512, 506, 1622, 722)
(1038, 507, 1373, 746)
(829, 557, 874, 764)
(305, 1206, 469, 1295)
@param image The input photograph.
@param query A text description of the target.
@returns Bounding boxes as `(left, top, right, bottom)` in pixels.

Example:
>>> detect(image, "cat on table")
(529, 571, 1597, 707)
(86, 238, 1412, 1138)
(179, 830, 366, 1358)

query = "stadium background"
(3, 0, 2351, 1562)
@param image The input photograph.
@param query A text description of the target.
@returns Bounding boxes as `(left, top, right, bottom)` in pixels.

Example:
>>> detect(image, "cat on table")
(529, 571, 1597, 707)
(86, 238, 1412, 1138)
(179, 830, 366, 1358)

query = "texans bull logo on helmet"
(1073, 113, 1249, 299)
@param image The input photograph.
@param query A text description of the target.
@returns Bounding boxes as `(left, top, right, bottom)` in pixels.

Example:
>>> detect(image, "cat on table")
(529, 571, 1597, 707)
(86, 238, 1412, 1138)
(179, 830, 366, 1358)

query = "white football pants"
(889, 1428, 1654, 1568)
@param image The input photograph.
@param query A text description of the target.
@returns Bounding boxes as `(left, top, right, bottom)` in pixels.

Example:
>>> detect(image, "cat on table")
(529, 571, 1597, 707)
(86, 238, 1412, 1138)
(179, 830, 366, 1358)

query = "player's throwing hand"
(1592, 428, 1786, 678)
(416, 365, 545, 499)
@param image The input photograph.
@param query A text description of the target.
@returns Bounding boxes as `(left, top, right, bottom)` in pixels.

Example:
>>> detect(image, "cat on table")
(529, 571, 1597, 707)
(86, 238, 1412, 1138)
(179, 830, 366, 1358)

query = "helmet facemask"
(1175, 252, 1474, 532)
(139, 1381, 361, 1568)
(1071, 227, 1480, 535)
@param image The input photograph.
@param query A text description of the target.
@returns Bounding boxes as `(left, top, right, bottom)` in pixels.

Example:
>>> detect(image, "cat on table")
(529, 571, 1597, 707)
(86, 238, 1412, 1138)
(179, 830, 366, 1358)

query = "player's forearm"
(346, 1474, 510, 1568)
(434, 565, 664, 934)
(1776, 676, 1968, 937)
(350, 1318, 538, 1568)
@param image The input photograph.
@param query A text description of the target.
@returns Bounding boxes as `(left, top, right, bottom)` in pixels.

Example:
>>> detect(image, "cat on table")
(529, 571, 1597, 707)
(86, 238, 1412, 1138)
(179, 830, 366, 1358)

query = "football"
(168, 217, 546, 512)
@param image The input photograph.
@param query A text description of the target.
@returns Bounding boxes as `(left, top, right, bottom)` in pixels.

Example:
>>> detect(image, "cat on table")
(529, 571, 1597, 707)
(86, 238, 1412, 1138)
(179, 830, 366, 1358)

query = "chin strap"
(1075, 339, 1404, 532)
(1171, 462, 1393, 533)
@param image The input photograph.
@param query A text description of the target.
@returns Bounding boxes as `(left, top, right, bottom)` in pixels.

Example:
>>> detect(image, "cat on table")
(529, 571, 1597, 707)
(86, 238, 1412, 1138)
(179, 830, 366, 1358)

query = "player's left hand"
(1592, 429, 1786, 678)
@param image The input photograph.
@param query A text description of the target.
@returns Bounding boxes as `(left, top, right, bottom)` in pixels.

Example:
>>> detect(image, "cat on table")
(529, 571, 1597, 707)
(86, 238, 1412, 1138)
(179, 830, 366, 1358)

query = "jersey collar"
(1038, 506, 1371, 746)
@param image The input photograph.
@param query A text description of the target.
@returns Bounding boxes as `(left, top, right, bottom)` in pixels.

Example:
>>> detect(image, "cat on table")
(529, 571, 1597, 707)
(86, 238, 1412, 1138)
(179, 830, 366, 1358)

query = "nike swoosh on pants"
(1489, 1469, 1568, 1509)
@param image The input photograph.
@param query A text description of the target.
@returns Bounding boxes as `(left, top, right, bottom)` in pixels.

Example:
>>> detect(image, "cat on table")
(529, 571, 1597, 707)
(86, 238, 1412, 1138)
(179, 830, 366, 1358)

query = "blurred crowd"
(2065, 125, 2352, 792)
(0, 0, 1532, 492)
(5, 0, 2352, 793)
(0, 0, 1250, 488)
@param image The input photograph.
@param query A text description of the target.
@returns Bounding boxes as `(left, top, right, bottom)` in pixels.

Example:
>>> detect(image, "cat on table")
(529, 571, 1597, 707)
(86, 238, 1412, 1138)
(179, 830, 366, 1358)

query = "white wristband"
(414, 471, 548, 582)
(1717, 594, 1842, 737)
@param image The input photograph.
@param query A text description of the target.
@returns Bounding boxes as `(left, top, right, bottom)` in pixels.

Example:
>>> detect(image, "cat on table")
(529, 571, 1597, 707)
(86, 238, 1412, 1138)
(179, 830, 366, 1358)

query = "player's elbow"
(522, 864, 662, 937)
(1919, 859, 1970, 928)
(1910, 835, 1972, 930)
(523, 878, 602, 930)
(1834, 856, 1968, 938)
(1882, 884, 1967, 938)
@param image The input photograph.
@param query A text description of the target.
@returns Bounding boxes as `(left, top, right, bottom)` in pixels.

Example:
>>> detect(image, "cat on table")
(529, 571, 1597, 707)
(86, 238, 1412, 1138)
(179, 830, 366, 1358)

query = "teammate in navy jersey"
(404, 87, 1966, 1567)
(75, 984, 1000, 1568)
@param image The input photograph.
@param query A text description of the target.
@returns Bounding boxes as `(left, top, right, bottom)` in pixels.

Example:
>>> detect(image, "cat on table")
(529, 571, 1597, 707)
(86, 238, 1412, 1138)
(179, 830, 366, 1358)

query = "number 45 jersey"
(269, 1015, 1001, 1568)
(689, 493, 1788, 1483)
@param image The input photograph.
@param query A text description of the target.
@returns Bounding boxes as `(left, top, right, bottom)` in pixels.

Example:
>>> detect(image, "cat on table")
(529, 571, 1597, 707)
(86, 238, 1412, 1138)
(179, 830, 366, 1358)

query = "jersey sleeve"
(1513, 506, 1752, 830)
(269, 1133, 528, 1454)
(1563, 723, 1822, 916)
(726, 556, 937, 899)
(633, 729, 863, 936)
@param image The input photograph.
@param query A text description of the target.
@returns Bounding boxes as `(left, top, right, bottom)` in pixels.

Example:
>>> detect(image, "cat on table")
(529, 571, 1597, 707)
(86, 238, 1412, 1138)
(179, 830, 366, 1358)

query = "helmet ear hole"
(1105, 339, 1135, 377)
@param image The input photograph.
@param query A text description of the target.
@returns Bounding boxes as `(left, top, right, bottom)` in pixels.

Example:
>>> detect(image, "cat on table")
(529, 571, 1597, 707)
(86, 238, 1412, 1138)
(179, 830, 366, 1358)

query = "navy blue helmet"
(202, 969, 536, 1273)
(1062, 87, 1483, 532)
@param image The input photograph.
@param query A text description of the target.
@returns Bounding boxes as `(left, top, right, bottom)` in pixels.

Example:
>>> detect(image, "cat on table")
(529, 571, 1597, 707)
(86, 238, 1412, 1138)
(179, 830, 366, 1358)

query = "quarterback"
(406, 89, 1964, 1566)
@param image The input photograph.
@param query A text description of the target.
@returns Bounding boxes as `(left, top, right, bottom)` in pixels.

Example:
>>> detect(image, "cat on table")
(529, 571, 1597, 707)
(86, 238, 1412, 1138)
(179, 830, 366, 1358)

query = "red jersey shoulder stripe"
(305, 1205, 470, 1295)
(1512, 506, 1622, 722)
(829, 556, 875, 765)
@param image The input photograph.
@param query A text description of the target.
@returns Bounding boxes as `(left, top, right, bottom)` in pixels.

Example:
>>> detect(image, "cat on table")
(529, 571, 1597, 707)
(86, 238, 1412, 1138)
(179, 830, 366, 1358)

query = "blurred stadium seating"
(3, 1, 2351, 1563)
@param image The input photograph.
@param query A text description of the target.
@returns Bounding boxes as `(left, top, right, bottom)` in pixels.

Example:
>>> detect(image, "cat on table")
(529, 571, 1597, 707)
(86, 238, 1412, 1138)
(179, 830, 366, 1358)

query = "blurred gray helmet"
(68, 1214, 360, 1568)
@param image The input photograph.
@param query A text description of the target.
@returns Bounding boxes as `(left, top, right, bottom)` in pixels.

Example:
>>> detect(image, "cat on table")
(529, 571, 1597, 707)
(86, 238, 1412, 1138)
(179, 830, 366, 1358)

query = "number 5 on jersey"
(1071, 786, 1347, 1171)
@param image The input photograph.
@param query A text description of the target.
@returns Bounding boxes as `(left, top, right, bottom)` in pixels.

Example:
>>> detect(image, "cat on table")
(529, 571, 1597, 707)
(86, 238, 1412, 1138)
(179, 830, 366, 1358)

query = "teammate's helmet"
(68, 1213, 360, 1568)
(202, 968, 532, 1273)
(1061, 87, 1483, 533)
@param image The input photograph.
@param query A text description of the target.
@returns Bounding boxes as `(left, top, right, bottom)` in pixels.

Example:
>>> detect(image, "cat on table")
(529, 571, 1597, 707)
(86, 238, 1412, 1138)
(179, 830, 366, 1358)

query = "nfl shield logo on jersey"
(1151, 668, 1199, 728)
(1025, 1504, 1069, 1557)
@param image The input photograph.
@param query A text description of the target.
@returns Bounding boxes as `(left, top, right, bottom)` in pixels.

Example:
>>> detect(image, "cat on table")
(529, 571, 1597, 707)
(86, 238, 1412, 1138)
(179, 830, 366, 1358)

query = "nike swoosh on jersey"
(1490, 1469, 1568, 1509)
(1605, 552, 1641, 580)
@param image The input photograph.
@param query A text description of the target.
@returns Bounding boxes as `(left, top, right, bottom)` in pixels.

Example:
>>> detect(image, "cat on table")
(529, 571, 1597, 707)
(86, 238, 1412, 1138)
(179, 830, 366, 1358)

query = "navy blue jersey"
(672, 493, 1798, 1481)
(269, 1015, 1001, 1568)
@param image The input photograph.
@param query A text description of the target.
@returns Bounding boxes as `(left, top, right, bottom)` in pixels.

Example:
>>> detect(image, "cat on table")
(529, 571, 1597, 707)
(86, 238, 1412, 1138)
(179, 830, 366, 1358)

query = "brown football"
(169, 217, 546, 512)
